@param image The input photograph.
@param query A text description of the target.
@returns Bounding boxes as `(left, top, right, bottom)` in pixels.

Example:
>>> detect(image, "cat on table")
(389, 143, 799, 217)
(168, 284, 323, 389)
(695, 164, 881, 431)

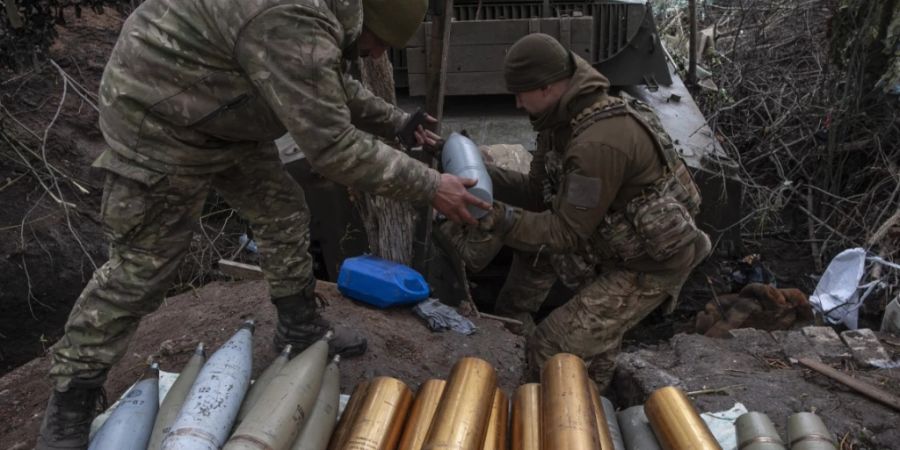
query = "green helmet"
(362, 0, 427, 48)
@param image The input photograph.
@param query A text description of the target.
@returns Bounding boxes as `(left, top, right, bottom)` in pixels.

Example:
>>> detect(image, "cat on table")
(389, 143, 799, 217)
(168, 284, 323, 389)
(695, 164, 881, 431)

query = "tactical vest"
(570, 94, 703, 263)
(534, 127, 597, 289)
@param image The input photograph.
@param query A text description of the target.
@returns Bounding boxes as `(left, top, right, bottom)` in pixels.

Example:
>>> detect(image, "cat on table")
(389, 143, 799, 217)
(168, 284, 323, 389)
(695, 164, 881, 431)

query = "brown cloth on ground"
(695, 283, 813, 338)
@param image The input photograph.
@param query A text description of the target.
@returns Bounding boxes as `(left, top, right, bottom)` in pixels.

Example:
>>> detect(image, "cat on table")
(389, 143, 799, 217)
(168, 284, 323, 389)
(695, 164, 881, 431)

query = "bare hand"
(432, 174, 492, 225)
(414, 126, 441, 147)
(414, 114, 441, 147)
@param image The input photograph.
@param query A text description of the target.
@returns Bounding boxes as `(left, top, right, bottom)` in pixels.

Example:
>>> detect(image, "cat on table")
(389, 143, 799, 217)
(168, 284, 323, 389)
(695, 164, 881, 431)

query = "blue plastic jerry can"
(337, 255, 430, 308)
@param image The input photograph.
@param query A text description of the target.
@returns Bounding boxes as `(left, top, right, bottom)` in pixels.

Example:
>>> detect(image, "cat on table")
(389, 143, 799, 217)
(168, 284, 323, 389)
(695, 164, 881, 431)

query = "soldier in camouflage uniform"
(36, 0, 491, 447)
(454, 34, 712, 388)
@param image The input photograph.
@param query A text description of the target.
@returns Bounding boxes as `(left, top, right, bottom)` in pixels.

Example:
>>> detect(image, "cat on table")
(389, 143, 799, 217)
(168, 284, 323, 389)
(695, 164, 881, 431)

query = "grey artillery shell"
(787, 412, 836, 450)
(224, 339, 329, 450)
(89, 364, 160, 450)
(149, 344, 207, 450)
(736, 412, 786, 450)
(237, 344, 292, 423)
(291, 357, 341, 450)
(163, 321, 255, 450)
(616, 406, 662, 450)
(442, 132, 493, 219)
(601, 396, 626, 450)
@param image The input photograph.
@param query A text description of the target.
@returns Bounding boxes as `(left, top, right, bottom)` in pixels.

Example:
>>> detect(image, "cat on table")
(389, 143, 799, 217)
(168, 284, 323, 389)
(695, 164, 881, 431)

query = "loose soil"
(0, 280, 525, 450)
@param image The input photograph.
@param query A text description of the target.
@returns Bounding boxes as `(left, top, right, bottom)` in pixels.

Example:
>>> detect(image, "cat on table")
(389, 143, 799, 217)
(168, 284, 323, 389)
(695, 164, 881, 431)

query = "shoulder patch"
(565, 173, 602, 209)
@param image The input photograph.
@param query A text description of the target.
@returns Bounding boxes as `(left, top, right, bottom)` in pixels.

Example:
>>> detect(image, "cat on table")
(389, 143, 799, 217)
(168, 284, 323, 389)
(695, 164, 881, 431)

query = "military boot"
(272, 293, 367, 358)
(36, 377, 107, 450)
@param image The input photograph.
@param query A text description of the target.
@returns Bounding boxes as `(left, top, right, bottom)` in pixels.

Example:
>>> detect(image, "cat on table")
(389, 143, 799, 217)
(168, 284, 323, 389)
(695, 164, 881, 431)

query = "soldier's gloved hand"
(397, 110, 441, 149)
(416, 122, 441, 146)
(478, 201, 520, 235)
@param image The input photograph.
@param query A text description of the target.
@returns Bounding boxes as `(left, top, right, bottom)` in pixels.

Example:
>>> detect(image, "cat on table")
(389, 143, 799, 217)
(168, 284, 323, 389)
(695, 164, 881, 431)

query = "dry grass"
(660, 0, 899, 303)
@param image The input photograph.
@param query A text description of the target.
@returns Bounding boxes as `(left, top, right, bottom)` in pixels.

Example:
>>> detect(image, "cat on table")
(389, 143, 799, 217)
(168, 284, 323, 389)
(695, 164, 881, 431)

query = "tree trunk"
(355, 54, 418, 264)
(353, 53, 476, 310)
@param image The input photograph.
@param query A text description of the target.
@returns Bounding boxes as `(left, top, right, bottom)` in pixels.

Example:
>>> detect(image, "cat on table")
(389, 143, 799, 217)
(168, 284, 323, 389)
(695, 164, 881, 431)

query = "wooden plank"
(412, 0, 453, 276)
(480, 312, 524, 327)
(409, 72, 508, 96)
(405, 43, 592, 75)
(407, 17, 594, 47)
(407, 45, 507, 75)
(406, 16, 593, 95)
(798, 358, 900, 412)
(217, 259, 264, 280)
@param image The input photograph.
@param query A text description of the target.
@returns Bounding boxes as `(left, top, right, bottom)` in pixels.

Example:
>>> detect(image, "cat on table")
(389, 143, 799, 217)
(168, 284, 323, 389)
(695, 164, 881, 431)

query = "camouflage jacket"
(488, 56, 699, 273)
(97, 0, 440, 205)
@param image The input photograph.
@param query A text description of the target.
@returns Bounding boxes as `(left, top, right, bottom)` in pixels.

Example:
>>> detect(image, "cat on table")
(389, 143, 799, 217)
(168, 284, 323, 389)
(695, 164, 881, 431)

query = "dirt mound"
(0, 279, 525, 450)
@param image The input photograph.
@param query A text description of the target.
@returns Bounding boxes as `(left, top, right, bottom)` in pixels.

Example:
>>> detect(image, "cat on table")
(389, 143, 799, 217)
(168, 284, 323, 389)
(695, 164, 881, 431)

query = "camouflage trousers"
(526, 269, 682, 391)
(49, 145, 314, 391)
(493, 254, 684, 390)
(445, 223, 710, 391)
(493, 250, 558, 336)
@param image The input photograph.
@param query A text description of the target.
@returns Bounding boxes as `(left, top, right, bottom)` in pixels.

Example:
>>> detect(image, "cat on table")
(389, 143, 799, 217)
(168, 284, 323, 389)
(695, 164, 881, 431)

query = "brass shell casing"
(644, 386, 722, 450)
(482, 389, 509, 450)
(511, 384, 541, 450)
(423, 357, 498, 450)
(397, 379, 447, 450)
(342, 377, 414, 450)
(587, 381, 617, 450)
(541, 353, 601, 450)
(327, 381, 370, 450)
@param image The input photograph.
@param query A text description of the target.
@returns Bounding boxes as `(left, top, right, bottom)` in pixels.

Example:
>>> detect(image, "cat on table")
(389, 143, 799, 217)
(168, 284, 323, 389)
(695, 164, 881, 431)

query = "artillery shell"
(327, 380, 371, 450)
(343, 376, 414, 450)
(787, 412, 835, 450)
(616, 406, 662, 450)
(236, 343, 292, 423)
(644, 386, 721, 450)
(481, 388, 509, 450)
(397, 379, 446, 450)
(163, 320, 254, 450)
(291, 356, 342, 450)
(224, 339, 329, 450)
(586, 380, 616, 450)
(541, 353, 601, 450)
(90, 363, 160, 450)
(510, 383, 541, 450)
(736, 412, 786, 450)
(423, 357, 498, 450)
(599, 396, 625, 450)
(148, 344, 206, 450)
